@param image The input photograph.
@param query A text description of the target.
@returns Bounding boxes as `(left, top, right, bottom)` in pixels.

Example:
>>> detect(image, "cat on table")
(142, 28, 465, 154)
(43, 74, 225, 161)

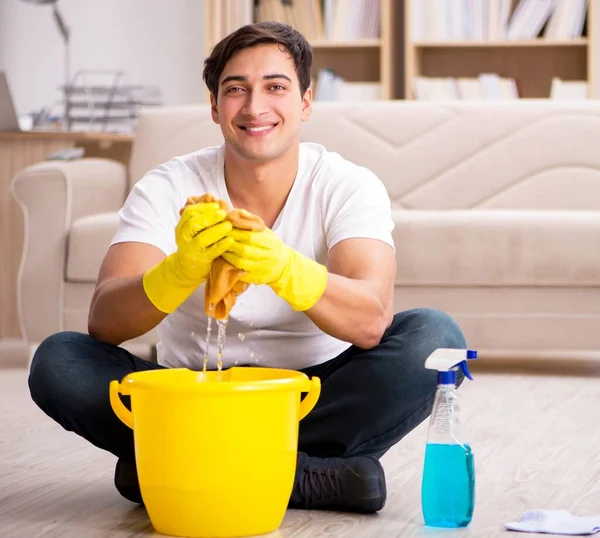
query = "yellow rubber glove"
(142, 202, 234, 313)
(222, 224, 328, 312)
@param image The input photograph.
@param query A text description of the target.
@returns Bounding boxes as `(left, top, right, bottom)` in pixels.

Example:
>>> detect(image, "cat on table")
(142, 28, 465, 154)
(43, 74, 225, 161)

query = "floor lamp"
(21, 0, 71, 128)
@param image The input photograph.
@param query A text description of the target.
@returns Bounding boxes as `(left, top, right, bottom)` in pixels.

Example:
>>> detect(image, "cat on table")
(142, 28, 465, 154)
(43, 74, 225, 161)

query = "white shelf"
(413, 39, 588, 48)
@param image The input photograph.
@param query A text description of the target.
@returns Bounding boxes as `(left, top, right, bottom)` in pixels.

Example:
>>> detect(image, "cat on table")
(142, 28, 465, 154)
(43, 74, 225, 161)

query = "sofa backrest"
(129, 100, 600, 210)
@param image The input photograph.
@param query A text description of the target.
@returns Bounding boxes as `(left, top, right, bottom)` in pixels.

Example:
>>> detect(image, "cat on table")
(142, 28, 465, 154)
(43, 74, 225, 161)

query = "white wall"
(0, 0, 207, 116)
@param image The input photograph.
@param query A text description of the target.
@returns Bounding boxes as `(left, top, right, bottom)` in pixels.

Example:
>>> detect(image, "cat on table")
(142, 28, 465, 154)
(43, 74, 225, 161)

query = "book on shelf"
(318, 0, 380, 40)
(314, 68, 381, 101)
(254, 0, 323, 40)
(209, 0, 380, 45)
(411, 0, 587, 42)
(544, 0, 587, 40)
(413, 74, 591, 100)
(506, 0, 556, 40)
(209, 0, 254, 47)
(550, 77, 588, 99)
(413, 73, 519, 99)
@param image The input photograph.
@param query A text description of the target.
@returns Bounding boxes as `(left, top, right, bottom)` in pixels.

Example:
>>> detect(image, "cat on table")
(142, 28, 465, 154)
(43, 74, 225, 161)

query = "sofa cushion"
(68, 208, 600, 286)
(67, 212, 119, 282)
(394, 209, 600, 286)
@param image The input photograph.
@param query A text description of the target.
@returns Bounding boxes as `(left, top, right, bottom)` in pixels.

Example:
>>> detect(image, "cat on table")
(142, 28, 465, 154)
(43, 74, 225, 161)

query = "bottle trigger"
(460, 360, 473, 381)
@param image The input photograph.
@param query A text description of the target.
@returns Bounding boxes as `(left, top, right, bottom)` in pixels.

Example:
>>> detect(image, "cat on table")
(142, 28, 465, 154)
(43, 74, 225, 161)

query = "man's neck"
(223, 145, 300, 229)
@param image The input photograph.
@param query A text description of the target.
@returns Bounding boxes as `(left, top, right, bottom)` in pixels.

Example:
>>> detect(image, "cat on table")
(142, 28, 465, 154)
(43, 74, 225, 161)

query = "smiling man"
(27, 22, 467, 514)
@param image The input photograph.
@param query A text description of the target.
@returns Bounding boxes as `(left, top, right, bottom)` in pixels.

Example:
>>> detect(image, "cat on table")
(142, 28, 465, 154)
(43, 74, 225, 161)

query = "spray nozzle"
(425, 348, 477, 384)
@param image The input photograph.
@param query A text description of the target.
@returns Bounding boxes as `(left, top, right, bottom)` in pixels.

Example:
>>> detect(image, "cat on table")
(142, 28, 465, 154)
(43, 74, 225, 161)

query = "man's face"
(211, 43, 312, 163)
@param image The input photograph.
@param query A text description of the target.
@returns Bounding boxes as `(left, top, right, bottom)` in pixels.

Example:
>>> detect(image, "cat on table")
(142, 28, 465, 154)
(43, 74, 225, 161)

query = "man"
(28, 22, 466, 514)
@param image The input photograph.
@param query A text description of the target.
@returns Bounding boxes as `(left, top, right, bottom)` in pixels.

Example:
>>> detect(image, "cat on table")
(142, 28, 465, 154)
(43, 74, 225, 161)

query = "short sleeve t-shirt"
(110, 142, 395, 370)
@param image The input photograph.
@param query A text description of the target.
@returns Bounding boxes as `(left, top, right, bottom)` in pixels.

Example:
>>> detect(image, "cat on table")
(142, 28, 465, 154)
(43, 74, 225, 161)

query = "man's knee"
(383, 308, 468, 383)
(398, 308, 468, 386)
(389, 308, 466, 350)
(418, 309, 468, 387)
(28, 331, 90, 406)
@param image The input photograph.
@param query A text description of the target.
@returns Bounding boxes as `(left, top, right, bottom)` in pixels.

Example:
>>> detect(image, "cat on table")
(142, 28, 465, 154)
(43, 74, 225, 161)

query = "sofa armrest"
(10, 158, 127, 343)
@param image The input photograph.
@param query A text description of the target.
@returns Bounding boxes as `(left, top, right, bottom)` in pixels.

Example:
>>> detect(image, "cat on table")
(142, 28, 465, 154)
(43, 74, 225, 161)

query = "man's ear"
(301, 87, 313, 122)
(210, 93, 219, 124)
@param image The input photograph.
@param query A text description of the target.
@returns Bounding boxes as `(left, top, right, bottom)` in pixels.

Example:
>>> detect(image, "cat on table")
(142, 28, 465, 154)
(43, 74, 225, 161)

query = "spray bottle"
(421, 348, 477, 528)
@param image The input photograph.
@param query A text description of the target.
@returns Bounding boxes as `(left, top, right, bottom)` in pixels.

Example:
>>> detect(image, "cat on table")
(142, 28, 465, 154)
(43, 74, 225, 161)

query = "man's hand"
(174, 202, 234, 280)
(142, 202, 234, 313)
(222, 227, 328, 312)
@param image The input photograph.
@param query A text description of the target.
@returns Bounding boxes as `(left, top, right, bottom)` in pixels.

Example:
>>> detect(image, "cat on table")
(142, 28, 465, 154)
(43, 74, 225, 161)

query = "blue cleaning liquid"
(422, 443, 475, 528)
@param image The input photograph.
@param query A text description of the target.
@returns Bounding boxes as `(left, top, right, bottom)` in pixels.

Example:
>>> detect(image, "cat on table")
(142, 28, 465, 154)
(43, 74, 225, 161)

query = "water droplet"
(216, 317, 229, 373)
(203, 315, 213, 375)
(249, 351, 255, 360)
(190, 331, 196, 337)
(237, 333, 246, 341)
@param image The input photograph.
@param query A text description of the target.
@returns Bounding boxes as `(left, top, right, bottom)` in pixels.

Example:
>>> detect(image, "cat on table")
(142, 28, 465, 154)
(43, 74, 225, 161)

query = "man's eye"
(226, 87, 243, 93)
(270, 84, 286, 91)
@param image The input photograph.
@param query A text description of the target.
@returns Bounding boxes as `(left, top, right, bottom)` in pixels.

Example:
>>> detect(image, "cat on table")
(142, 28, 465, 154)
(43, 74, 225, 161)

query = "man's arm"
(224, 230, 396, 350)
(89, 201, 233, 346)
(304, 238, 396, 349)
(88, 242, 168, 346)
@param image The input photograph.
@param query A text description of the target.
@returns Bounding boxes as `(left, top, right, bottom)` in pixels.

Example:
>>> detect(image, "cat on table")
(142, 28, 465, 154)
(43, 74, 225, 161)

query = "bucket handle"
(299, 376, 321, 421)
(109, 380, 134, 430)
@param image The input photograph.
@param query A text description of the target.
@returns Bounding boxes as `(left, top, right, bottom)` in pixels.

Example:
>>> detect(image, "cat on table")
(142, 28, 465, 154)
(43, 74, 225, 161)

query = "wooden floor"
(1, 362, 599, 538)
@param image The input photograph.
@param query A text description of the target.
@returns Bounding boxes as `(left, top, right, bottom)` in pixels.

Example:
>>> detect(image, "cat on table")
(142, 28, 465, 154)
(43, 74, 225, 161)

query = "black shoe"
(114, 459, 143, 504)
(289, 453, 386, 513)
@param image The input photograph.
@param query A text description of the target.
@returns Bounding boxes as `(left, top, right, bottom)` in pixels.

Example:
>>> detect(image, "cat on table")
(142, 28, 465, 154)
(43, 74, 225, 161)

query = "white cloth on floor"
(505, 510, 600, 535)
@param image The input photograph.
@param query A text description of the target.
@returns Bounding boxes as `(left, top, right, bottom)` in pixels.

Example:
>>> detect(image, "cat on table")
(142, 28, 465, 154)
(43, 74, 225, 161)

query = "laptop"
(0, 72, 22, 131)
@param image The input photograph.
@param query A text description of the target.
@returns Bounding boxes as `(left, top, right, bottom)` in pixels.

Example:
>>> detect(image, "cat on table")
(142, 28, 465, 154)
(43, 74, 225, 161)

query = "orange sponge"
(181, 194, 265, 320)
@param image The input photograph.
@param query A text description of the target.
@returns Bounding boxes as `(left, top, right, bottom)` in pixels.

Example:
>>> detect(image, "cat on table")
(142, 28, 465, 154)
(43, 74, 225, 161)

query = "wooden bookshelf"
(404, 0, 600, 100)
(204, 0, 398, 99)
(204, 0, 599, 101)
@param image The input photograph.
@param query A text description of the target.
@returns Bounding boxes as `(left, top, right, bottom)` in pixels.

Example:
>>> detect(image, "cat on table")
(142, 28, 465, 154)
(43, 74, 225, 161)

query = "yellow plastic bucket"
(109, 367, 321, 538)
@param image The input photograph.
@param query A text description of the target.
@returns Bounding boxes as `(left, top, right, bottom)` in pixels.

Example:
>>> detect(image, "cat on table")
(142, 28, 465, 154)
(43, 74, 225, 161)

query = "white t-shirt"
(110, 142, 395, 371)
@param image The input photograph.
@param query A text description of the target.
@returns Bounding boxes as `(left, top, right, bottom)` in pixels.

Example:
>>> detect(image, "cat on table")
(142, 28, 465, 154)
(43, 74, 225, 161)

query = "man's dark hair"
(203, 21, 313, 101)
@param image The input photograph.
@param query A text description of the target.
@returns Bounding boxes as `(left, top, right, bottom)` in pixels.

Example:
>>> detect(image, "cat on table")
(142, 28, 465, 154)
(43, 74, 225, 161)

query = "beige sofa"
(11, 101, 600, 361)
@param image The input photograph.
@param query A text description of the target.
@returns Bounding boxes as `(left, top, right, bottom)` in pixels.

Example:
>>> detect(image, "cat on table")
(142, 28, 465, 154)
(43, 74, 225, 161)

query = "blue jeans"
(28, 308, 466, 463)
